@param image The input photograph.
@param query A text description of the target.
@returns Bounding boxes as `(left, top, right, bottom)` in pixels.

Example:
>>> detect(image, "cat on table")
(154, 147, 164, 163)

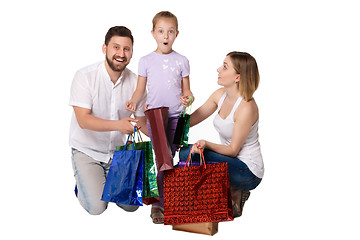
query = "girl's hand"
(125, 101, 137, 112)
(190, 140, 206, 154)
(180, 96, 193, 108)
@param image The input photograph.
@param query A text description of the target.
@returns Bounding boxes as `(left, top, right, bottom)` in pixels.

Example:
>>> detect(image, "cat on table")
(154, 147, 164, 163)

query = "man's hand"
(118, 117, 138, 134)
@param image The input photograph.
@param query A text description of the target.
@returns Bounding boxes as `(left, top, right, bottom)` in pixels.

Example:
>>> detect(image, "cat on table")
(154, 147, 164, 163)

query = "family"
(69, 11, 264, 224)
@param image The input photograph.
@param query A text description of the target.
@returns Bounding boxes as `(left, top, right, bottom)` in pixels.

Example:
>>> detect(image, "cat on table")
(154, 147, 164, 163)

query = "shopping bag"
(140, 132, 159, 204)
(172, 222, 218, 236)
(116, 127, 159, 205)
(144, 107, 173, 172)
(102, 128, 143, 206)
(173, 98, 193, 146)
(173, 111, 190, 146)
(142, 150, 160, 205)
(164, 149, 233, 225)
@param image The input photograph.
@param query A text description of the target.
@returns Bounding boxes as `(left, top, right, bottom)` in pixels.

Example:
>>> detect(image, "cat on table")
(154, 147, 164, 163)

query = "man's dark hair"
(104, 26, 134, 46)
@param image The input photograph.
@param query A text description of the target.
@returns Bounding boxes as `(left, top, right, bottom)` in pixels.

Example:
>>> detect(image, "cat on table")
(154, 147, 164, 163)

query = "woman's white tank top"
(213, 92, 264, 178)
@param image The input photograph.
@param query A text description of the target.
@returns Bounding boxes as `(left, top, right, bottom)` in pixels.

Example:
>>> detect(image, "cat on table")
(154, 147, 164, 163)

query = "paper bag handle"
(184, 148, 206, 169)
(122, 126, 137, 151)
(135, 125, 143, 142)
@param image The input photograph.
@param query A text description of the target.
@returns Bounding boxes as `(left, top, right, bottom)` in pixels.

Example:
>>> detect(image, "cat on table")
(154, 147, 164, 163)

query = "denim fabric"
(179, 145, 262, 191)
(71, 148, 139, 214)
(71, 148, 110, 215)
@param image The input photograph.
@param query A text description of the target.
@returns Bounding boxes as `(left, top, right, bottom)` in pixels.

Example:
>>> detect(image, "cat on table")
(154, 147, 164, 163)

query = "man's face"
(103, 36, 133, 72)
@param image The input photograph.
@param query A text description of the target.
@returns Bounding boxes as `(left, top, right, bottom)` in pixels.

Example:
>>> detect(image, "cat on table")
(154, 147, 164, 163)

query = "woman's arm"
(190, 88, 224, 127)
(192, 100, 258, 157)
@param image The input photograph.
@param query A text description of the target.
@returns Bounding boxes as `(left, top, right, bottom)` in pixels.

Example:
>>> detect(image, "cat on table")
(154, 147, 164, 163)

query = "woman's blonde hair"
(152, 11, 178, 31)
(227, 51, 260, 101)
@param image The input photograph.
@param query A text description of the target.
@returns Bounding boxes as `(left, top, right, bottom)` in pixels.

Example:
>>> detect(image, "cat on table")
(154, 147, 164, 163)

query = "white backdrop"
(1, 0, 359, 239)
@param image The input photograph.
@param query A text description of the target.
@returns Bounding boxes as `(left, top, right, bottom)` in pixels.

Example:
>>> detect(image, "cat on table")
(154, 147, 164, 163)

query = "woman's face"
(217, 56, 240, 87)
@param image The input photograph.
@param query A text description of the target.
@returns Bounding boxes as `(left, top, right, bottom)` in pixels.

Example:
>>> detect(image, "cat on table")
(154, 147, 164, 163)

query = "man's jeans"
(71, 148, 138, 215)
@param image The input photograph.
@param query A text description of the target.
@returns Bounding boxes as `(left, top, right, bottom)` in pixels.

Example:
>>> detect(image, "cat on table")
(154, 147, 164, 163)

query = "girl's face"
(217, 56, 240, 87)
(152, 18, 178, 54)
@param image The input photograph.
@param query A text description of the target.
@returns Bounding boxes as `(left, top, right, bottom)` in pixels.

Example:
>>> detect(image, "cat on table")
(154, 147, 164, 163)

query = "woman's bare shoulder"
(210, 88, 226, 104)
(236, 98, 259, 124)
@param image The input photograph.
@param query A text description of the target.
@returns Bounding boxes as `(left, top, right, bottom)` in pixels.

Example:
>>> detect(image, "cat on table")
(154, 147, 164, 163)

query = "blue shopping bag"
(101, 128, 144, 206)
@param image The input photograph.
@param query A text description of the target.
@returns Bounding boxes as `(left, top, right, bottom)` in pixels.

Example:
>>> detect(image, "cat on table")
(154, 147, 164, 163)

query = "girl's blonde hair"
(152, 11, 178, 31)
(227, 52, 260, 101)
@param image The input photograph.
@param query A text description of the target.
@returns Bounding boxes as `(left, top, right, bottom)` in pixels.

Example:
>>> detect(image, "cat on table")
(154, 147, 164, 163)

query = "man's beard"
(106, 54, 127, 72)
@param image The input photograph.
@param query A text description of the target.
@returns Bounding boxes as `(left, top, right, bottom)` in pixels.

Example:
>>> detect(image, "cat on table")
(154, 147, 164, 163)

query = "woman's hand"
(190, 140, 206, 154)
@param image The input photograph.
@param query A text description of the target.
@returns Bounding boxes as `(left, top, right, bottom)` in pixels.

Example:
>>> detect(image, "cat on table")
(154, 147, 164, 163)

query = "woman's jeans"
(179, 145, 262, 191)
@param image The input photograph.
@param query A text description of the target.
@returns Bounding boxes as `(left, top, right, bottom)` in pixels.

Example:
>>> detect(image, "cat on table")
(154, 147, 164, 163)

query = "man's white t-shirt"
(69, 61, 146, 163)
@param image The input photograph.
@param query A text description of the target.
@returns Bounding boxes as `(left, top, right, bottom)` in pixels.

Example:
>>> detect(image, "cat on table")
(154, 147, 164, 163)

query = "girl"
(126, 11, 194, 224)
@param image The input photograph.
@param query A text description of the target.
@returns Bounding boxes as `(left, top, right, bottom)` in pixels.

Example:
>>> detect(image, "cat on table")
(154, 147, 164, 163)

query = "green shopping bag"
(116, 126, 159, 204)
(173, 98, 193, 146)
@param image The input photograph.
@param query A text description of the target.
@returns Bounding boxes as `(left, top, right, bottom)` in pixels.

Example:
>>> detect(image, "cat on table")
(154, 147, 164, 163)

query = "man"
(69, 26, 147, 215)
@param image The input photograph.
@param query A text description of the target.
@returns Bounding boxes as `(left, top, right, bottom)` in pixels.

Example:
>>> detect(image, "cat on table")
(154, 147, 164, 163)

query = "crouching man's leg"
(71, 148, 109, 215)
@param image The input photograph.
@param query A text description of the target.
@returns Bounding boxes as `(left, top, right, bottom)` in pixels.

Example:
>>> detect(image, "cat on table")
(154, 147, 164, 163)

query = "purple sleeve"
(181, 56, 190, 77)
(138, 56, 147, 77)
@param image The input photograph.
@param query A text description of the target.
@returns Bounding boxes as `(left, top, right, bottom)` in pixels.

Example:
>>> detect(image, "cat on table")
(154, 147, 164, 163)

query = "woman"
(179, 51, 264, 217)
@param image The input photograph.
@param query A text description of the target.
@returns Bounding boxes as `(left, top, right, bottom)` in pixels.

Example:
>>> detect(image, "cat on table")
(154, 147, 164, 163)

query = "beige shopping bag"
(172, 222, 218, 235)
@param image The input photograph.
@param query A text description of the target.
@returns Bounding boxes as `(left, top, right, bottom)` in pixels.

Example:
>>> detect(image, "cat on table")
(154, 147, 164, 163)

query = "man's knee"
(80, 199, 108, 215)
(116, 203, 139, 212)
(86, 204, 107, 215)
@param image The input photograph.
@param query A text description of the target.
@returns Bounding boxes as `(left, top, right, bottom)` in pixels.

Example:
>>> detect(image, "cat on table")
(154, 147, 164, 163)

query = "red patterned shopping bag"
(163, 150, 233, 225)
